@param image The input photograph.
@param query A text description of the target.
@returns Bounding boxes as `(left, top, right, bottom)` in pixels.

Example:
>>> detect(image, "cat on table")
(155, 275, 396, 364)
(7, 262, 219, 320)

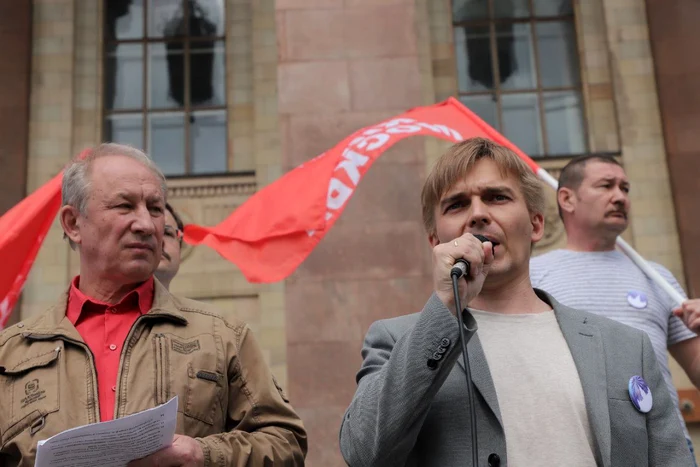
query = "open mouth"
(472, 234, 500, 255)
(474, 234, 499, 245)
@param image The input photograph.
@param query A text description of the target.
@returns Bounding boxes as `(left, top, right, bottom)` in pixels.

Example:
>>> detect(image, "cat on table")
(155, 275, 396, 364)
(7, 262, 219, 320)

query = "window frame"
(451, 0, 590, 159)
(102, 0, 229, 176)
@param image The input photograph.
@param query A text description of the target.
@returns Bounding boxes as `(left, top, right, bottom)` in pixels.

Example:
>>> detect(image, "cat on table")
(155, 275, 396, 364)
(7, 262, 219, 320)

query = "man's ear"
(59, 205, 82, 246)
(428, 232, 440, 248)
(558, 187, 576, 216)
(530, 211, 545, 244)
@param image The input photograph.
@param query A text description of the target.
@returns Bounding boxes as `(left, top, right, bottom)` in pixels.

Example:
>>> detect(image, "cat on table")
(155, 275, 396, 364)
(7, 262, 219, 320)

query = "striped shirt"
(530, 249, 696, 439)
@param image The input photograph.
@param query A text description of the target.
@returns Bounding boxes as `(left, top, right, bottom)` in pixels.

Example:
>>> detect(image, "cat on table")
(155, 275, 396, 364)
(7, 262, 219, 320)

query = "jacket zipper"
(115, 314, 182, 418)
(154, 333, 167, 405)
(114, 315, 148, 419)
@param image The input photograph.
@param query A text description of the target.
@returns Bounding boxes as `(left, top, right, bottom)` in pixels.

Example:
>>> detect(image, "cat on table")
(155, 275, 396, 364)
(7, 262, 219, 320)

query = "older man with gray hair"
(0, 143, 307, 466)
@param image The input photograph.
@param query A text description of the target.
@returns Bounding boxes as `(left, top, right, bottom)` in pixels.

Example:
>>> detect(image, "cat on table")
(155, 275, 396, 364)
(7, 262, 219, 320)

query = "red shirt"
(66, 276, 154, 421)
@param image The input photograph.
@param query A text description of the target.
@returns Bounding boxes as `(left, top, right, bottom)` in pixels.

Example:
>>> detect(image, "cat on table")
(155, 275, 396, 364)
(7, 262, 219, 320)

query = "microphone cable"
(451, 264, 479, 467)
(449, 233, 494, 467)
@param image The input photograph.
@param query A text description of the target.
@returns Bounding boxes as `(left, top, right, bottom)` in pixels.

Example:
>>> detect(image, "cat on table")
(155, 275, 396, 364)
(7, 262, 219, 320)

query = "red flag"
(0, 171, 63, 327)
(184, 97, 536, 283)
(0, 98, 678, 327)
(0, 98, 542, 328)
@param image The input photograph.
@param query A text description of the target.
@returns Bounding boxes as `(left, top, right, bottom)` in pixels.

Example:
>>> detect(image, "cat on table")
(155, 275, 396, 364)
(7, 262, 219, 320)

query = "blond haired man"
(339, 138, 691, 467)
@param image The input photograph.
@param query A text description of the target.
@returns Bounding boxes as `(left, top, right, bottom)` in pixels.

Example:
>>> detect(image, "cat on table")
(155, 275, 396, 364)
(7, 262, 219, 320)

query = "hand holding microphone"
(450, 234, 495, 279)
(433, 233, 495, 316)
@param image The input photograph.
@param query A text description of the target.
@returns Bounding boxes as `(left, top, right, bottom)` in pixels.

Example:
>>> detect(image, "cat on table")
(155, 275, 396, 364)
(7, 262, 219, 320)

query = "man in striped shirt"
(530, 154, 700, 459)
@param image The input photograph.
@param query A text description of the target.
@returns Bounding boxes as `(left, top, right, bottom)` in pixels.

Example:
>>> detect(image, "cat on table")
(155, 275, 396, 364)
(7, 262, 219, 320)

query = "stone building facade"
(1, 0, 699, 464)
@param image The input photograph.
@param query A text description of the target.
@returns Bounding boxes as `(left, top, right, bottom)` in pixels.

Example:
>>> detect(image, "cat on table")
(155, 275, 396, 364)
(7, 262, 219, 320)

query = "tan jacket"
(0, 280, 307, 466)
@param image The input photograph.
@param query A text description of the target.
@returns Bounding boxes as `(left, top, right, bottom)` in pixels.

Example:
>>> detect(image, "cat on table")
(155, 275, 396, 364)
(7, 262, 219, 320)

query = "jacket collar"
(22, 278, 188, 343)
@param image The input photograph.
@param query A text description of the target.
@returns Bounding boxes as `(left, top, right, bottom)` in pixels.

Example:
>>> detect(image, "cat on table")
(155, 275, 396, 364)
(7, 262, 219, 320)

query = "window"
(452, 0, 587, 158)
(104, 0, 228, 175)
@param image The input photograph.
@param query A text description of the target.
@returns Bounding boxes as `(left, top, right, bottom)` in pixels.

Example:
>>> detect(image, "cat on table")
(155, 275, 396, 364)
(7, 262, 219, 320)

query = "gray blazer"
(339, 290, 693, 467)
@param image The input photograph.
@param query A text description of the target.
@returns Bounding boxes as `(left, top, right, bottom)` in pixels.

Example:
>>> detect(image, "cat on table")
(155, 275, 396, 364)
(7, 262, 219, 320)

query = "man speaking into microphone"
(338, 138, 692, 466)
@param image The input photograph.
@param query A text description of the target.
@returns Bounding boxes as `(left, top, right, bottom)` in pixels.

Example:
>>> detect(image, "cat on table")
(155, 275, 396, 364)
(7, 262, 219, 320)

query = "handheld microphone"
(450, 234, 497, 279)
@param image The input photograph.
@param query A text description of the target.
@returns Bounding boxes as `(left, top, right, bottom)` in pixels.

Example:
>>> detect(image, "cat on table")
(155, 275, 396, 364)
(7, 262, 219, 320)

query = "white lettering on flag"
(326, 178, 353, 210)
(336, 149, 370, 186)
(308, 118, 462, 238)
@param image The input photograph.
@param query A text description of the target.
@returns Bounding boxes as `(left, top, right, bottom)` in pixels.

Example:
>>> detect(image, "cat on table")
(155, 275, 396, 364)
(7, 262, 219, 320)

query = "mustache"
(607, 207, 628, 217)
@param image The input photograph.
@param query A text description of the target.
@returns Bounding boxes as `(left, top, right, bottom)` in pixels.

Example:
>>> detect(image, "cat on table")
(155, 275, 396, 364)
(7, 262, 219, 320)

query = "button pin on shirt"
(627, 291, 648, 309)
(109, 344, 117, 351)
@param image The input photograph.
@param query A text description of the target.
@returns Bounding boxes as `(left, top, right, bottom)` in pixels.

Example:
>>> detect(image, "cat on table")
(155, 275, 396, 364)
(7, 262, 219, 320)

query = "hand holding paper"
(34, 396, 178, 467)
(127, 433, 204, 467)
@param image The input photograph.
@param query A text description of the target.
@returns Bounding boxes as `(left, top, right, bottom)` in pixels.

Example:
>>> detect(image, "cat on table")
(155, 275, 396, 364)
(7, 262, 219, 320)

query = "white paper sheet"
(34, 396, 178, 467)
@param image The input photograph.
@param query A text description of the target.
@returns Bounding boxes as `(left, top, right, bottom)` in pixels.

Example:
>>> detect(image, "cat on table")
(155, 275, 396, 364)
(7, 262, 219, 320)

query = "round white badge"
(629, 375, 653, 413)
(627, 291, 648, 309)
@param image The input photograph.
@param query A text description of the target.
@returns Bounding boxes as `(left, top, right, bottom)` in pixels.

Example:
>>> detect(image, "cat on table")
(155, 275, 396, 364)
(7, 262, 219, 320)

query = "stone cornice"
(167, 174, 257, 199)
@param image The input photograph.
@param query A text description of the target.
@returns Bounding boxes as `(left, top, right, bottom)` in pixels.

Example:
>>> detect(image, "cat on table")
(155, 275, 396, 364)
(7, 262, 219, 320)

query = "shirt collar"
(66, 276, 155, 325)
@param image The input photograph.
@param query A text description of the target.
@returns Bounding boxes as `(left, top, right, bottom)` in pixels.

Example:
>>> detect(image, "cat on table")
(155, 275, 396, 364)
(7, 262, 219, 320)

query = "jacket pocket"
(184, 363, 224, 425)
(0, 345, 61, 446)
(163, 334, 224, 426)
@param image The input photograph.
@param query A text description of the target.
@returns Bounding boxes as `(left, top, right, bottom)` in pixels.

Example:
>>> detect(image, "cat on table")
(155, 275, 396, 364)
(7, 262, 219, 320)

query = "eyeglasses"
(164, 225, 184, 240)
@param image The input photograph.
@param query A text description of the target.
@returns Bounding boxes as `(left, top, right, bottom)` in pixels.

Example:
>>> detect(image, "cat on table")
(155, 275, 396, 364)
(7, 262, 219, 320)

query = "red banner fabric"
(0, 98, 540, 329)
(183, 97, 538, 283)
(0, 171, 63, 327)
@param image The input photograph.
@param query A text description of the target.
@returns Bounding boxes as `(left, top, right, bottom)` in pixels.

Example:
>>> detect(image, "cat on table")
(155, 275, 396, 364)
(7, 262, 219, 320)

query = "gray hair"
(62, 143, 168, 248)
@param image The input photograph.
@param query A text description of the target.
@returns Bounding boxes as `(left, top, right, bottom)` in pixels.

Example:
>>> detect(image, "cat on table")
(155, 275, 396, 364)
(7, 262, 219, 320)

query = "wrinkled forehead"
(95, 177, 164, 199)
(438, 160, 516, 200)
(89, 156, 164, 199)
(583, 160, 628, 182)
